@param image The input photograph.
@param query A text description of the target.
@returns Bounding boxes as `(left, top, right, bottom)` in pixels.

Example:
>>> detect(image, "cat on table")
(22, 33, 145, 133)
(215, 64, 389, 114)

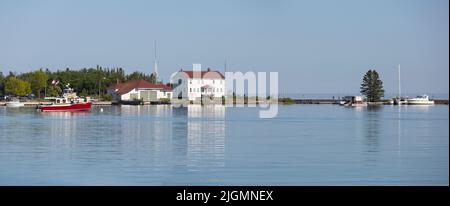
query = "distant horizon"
(1, 0, 448, 94)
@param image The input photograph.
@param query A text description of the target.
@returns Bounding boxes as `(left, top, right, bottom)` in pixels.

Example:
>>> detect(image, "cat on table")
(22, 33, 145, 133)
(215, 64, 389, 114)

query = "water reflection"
(1, 105, 446, 185)
(186, 105, 226, 169)
(116, 105, 227, 178)
(397, 105, 403, 165)
(118, 105, 173, 169)
(363, 106, 383, 166)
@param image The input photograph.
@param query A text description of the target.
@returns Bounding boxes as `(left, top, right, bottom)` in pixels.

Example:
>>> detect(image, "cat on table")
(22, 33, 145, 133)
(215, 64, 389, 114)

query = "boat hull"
(38, 102, 92, 112)
(407, 101, 435, 105)
(6, 102, 25, 108)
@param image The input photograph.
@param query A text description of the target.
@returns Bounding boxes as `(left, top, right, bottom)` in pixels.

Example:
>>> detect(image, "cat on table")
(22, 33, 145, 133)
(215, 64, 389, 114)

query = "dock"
(293, 99, 337, 104)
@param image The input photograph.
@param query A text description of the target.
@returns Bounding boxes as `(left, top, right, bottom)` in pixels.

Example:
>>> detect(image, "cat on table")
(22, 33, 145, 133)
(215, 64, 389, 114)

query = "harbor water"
(0, 105, 448, 185)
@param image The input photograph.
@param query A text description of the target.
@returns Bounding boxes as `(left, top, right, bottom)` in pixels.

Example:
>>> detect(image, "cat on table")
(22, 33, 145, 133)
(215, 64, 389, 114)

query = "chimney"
(207, 67, 211, 72)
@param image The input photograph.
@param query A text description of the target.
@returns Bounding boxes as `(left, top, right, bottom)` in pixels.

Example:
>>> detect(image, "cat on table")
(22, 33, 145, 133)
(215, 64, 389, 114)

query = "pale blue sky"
(0, 0, 448, 94)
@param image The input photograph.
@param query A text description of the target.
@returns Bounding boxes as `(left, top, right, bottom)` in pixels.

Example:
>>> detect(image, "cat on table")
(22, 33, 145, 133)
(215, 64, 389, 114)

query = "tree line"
(0, 65, 157, 99)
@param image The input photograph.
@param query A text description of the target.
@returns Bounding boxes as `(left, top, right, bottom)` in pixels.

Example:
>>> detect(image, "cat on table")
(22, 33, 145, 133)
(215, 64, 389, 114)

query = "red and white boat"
(37, 87, 92, 112)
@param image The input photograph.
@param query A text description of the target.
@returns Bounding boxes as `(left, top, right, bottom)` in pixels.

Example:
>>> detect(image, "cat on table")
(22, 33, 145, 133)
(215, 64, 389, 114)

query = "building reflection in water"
(44, 105, 226, 176)
(118, 105, 173, 169)
(186, 105, 226, 169)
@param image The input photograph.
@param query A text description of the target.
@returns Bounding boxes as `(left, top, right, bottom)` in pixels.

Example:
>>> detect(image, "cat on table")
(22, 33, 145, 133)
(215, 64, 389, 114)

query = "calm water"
(0, 104, 448, 185)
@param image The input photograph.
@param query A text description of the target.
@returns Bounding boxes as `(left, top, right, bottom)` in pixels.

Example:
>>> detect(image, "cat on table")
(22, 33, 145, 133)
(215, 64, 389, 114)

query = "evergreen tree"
(0, 72, 4, 96)
(360, 69, 385, 102)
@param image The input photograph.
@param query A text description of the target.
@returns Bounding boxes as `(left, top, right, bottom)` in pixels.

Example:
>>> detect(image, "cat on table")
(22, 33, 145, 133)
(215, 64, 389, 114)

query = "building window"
(178, 79, 182, 84)
(190, 80, 192, 84)
(213, 80, 215, 84)
(190, 88, 192, 92)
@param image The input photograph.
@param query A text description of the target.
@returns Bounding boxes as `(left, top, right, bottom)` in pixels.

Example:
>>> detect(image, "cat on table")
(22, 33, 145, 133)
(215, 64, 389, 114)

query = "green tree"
(4, 77, 32, 96)
(360, 69, 385, 102)
(46, 85, 62, 97)
(0, 71, 4, 96)
(149, 73, 157, 84)
(27, 70, 48, 98)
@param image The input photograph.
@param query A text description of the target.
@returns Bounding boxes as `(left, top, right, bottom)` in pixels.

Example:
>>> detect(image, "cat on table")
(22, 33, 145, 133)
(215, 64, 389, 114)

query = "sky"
(0, 0, 448, 95)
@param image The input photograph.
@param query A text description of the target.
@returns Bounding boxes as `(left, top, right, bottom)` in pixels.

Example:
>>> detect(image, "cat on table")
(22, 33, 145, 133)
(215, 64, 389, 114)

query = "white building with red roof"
(107, 79, 172, 102)
(171, 64, 225, 101)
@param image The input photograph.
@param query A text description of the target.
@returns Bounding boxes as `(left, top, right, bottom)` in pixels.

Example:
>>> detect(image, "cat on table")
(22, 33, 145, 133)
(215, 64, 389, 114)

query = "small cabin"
(107, 79, 172, 102)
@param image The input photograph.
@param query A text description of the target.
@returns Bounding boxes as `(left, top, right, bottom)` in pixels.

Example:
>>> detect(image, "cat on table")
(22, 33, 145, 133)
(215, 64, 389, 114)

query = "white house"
(171, 64, 225, 101)
(107, 79, 172, 102)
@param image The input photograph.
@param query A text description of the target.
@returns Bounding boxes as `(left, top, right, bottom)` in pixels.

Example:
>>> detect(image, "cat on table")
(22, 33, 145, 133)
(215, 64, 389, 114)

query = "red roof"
(108, 79, 172, 95)
(180, 69, 225, 79)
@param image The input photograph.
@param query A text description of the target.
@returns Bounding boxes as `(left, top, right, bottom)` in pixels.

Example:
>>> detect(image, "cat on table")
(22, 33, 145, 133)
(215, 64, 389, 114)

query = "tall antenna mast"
(153, 40, 158, 82)
(398, 64, 401, 97)
(224, 58, 227, 73)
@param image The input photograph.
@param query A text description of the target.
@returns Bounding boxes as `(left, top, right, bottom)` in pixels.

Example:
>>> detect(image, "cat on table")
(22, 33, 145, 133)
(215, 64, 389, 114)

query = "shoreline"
(1, 99, 448, 106)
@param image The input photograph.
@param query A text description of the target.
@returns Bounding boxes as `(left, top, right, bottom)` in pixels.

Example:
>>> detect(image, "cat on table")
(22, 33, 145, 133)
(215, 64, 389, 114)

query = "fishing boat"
(407, 95, 435, 105)
(37, 87, 91, 112)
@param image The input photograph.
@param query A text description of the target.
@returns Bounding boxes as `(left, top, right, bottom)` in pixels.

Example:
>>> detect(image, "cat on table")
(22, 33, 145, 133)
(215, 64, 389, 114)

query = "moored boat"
(6, 100, 25, 108)
(340, 96, 368, 107)
(37, 101, 91, 112)
(407, 95, 434, 105)
(393, 97, 408, 105)
(37, 86, 92, 112)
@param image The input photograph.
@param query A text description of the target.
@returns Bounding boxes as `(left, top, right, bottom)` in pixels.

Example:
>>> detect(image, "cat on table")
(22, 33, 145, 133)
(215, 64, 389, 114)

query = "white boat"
(393, 97, 408, 105)
(407, 95, 434, 105)
(6, 101, 25, 108)
(341, 96, 367, 107)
